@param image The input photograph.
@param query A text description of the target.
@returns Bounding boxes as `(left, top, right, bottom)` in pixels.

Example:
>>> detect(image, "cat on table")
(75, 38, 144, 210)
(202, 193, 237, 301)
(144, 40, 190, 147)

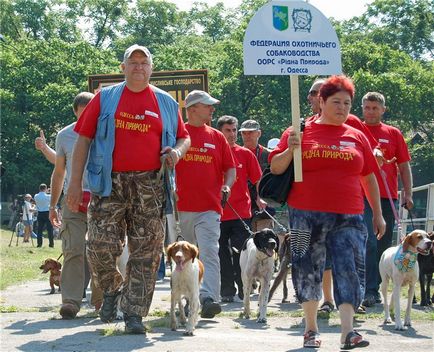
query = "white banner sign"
(243, 0, 342, 76)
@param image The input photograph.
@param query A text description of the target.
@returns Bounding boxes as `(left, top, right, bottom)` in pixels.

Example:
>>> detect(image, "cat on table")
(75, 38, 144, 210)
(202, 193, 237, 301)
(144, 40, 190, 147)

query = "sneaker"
(124, 313, 146, 334)
(99, 291, 121, 323)
(60, 303, 79, 320)
(200, 298, 222, 319)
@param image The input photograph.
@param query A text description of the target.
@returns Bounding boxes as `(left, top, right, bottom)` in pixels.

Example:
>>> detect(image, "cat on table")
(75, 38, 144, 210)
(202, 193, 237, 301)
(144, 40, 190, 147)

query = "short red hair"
(319, 75, 355, 101)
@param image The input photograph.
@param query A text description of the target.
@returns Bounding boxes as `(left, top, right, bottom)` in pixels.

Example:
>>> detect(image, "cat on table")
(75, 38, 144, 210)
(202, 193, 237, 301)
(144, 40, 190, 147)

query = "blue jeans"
(289, 208, 367, 311)
(363, 198, 396, 299)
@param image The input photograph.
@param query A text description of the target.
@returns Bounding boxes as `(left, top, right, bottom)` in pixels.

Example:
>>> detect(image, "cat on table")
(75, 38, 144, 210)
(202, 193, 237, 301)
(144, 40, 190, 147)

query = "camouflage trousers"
(87, 171, 165, 317)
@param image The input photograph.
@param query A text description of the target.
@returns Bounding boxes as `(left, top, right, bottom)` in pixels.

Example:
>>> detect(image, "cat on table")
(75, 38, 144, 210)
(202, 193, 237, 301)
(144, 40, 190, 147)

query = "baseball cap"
(185, 90, 220, 108)
(239, 119, 260, 132)
(123, 44, 152, 62)
(267, 138, 280, 150)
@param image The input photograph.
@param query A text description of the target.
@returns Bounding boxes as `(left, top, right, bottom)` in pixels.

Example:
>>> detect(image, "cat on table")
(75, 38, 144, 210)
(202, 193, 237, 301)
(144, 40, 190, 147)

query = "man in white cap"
(66, 44, 190, 334)
(175, 90, 236, 318)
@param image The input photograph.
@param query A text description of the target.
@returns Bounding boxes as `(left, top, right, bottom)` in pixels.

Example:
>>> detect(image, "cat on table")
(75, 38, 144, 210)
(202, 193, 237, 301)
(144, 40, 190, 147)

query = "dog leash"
(405, 205, 416, 230)
(57, 253, 63, 261)
(379, 169, 405, 241)
(255, 208, 288, 233)
(223, 199, 255, 236)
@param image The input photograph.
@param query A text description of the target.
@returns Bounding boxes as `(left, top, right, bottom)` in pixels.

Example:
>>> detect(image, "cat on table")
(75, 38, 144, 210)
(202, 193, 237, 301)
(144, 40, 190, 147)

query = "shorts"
(289, 208, 367, 310)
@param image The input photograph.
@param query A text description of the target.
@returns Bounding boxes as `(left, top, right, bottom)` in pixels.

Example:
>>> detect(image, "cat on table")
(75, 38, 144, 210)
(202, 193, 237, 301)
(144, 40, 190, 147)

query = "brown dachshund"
(39, 258, 62, 294)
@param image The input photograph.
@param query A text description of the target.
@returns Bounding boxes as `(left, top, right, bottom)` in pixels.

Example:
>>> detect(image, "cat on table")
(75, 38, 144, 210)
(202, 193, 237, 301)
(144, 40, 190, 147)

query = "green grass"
(0, 227, 62, 290)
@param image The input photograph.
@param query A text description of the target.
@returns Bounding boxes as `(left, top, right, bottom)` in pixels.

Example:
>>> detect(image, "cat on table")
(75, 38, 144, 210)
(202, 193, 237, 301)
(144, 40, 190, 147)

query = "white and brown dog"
(167, 240, 204, 336)
(379, 229, 433, 330)
(240, 228, 279, 323)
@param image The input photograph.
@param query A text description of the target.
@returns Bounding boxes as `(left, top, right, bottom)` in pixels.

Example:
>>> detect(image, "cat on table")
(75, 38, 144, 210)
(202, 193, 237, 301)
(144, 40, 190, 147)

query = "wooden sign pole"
(290, 75, 303, 182)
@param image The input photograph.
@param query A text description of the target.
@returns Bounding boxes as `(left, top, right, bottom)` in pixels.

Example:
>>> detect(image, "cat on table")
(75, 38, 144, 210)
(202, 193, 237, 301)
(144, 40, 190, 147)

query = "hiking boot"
(99, 291, 121, 323)
(124, 313, 146, 334)
(200, 298, 221, 319)
(60, 303, 79, 320)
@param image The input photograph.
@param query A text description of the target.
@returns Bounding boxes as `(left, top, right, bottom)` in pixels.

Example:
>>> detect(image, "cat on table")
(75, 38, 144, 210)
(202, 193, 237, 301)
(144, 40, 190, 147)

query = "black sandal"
(341, 330, 369, 350)
(303, 330, 321, 348)
(318, 301, 334, 313)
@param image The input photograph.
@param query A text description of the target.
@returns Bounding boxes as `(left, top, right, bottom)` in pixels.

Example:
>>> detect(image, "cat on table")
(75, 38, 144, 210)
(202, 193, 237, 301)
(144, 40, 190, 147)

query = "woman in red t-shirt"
(269, 76, 386, 349)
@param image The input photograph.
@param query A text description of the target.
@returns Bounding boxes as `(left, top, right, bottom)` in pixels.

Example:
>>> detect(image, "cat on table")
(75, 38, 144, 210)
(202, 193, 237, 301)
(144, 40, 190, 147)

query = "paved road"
(1, 278, 433, 351)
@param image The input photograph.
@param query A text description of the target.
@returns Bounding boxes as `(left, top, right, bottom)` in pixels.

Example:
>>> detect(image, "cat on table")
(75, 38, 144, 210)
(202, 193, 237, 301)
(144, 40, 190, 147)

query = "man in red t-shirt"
(362, 91, 413, 307)
(217, 115, 263, 303)
(239, 119, 273, 232)
(66, 45, 190, 334)
(175, 90, 236, 318)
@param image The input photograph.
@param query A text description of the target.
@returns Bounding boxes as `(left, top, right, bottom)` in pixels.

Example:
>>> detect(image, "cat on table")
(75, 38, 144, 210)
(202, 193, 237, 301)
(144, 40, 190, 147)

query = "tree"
(0, 37, 119, 198)
(189, 2, 238, 43)
(339, 0, 434, 60)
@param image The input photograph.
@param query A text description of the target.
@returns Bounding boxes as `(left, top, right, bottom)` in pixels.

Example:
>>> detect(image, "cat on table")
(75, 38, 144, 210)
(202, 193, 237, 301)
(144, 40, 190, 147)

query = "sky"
(167, 0, 374, 21)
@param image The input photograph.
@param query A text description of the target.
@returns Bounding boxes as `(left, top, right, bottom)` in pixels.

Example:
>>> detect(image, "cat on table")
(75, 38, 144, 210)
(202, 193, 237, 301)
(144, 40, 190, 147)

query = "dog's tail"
(268, 257, 289, 302)
(268, 236, 291, 302)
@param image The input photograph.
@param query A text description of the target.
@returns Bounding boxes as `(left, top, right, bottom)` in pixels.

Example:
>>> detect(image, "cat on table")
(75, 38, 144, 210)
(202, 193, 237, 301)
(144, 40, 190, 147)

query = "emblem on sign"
(292, 9, 312, 32)
(272, 6, 288, 31)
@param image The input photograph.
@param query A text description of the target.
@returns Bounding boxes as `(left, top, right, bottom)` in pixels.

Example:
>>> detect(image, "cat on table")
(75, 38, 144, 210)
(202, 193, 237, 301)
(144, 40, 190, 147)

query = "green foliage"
(340, 0, 434, 60)
(0, 37, 119, 197)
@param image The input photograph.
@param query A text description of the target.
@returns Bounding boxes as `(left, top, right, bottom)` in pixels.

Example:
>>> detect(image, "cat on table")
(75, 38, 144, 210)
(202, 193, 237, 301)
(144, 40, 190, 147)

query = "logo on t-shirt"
(145, 110, 159, 118)
(340, 141, 356, 148)
(379, 138, 389, 144)
(204, 143, 216, 149)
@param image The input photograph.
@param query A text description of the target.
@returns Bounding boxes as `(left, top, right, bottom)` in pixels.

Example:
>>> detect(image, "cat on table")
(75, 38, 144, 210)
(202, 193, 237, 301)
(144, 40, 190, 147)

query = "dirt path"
(1, 279, 433, 351)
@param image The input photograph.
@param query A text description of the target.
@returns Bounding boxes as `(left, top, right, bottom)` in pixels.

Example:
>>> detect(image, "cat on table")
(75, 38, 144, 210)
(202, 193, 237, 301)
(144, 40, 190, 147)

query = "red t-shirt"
(74, 86, 188, 171)
(221, 145, 262, 221)
(364, 122, 411, 199)
(269, 120, 378, 214)
(175, 124, 235, 214)
(307, 114, 378, 149)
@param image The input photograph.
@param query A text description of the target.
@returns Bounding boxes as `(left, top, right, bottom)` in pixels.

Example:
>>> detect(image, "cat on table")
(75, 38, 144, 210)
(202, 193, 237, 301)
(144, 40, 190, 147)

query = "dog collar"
(394, 245, 417, 272)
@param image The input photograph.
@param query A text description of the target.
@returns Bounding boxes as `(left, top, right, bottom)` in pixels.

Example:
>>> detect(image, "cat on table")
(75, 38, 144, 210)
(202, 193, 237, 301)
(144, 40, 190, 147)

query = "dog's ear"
(57, 261, 62, 270)
(274, 232, 279, 250)
(166, 243, 175, 260)
(402, 233, 413, 251)
(252, 232, 261, 249)
(189, 243, 199, 262)
(428, 232, 434, 241)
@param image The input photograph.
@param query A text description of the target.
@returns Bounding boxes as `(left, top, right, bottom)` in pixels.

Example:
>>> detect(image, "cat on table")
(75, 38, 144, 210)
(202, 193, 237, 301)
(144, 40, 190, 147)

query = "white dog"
(167, 240, 204, 336)
(240, 229, 279, 323)
(379, 229, 433, 330)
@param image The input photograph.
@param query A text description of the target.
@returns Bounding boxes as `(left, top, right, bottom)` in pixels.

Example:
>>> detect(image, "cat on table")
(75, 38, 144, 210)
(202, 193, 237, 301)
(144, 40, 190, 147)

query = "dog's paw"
(394, 324, 405, 331)
(183, 330, 194, 336)
(49, 289, 55, 294)
(256, 317, 267, 324)
(384, 318, 392, 324)
(404, 320, 412, 327)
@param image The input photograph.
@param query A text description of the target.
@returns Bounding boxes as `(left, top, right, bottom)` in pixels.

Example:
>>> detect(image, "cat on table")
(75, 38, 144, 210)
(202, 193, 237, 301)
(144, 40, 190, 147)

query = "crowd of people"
(27, 44, 413, 349)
